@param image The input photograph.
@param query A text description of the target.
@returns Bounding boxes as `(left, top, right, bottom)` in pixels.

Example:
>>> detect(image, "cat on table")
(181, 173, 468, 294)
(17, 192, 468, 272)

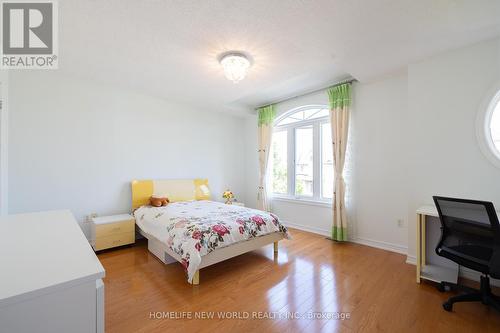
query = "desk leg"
(421, 214, 426, 267)
(416, 213, 421, 283)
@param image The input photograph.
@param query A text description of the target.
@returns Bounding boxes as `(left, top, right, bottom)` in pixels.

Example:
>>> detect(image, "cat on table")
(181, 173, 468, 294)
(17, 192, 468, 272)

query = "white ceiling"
(59, 1, 500, 115)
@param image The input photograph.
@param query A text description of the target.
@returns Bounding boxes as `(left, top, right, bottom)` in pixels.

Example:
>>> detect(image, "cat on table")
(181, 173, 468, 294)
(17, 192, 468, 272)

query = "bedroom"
(1, 1, 500, 332)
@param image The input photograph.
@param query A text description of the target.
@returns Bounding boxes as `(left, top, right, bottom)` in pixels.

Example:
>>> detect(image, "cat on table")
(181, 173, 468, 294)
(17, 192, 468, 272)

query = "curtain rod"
(255, 77, 358, 110)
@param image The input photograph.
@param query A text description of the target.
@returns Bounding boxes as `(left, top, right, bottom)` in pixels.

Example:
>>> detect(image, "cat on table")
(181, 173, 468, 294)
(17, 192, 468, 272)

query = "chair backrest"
(433, 196, 500, 266)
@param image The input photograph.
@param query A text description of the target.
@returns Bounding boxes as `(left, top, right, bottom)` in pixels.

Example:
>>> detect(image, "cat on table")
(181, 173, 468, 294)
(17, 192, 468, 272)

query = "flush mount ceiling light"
(219, 52, 251, 83)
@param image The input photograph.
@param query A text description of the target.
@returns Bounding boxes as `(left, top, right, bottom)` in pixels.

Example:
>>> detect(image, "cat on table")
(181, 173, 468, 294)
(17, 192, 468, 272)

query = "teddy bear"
(149, 196, 170, 207)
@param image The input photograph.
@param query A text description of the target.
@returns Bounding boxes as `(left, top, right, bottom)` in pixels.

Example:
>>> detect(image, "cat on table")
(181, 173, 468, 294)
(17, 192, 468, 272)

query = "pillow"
(194, 179, 211, 200)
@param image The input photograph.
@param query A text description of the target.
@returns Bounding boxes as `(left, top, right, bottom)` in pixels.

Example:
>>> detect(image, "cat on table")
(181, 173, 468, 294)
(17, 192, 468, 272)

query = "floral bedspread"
(134, 200, 290, 283)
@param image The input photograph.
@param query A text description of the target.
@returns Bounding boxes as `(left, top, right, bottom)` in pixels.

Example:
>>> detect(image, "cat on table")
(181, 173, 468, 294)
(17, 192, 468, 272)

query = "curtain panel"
(256, 104, 276, 211)
(328, 83, 352, 241)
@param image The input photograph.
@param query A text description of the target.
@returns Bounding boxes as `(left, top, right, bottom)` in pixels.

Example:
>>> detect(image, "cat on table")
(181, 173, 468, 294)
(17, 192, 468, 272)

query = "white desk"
(416, 205, 459, 284)
(0, 210, 105, 333)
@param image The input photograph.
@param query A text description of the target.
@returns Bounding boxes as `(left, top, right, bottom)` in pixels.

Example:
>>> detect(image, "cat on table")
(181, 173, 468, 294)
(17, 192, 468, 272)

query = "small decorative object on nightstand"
(91, 214, 135, 251)
(222, 189, 235, 204)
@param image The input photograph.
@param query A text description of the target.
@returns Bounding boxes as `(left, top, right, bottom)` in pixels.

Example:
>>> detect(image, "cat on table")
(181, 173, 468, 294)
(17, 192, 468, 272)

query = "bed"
(131, 179, 290, 285)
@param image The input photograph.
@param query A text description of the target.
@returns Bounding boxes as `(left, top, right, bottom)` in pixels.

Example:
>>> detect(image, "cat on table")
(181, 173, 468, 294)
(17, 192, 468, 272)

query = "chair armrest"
(490, 247, 500, 279)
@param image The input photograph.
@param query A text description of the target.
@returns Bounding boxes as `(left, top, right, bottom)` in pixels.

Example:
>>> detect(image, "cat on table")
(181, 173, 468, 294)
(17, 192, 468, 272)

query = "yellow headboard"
(131, 179, 211, 210)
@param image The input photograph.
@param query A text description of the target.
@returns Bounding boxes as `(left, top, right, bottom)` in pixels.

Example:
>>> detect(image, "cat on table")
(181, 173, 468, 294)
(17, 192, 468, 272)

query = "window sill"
(271, 196, 332, 208)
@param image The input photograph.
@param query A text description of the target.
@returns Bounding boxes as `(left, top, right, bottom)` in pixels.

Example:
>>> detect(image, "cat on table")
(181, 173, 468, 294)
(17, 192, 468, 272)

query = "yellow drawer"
(95, 219, 134, 238)
(94, 232, 135, 251)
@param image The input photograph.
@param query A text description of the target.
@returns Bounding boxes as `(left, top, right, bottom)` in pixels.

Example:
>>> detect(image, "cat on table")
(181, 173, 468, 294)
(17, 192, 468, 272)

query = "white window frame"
(270, 105, 332, 206)
(476, 84, 500, 169)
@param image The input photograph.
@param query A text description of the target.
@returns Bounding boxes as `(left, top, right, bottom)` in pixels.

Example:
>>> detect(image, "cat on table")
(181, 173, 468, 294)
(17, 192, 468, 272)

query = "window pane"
(302, 108, 320, 119)
(302, 108, 328, 120)
(271, 131, 287, 194)
(276, 116, 299, 126)
(321, 123, 334, 199)
(276, 108, 329, 126)
(490, 99, 500, 153)
(276, 112, 303, 126)
(311, 108, 329, 119)
(295, 126, 313, 196)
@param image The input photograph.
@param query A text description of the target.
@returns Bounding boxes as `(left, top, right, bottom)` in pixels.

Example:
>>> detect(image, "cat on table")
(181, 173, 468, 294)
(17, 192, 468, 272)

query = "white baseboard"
(406, 255, 416, 265)
(281, 220, 331, 237)
(281, 220, 408, 256)
(351, 236, 408, 255)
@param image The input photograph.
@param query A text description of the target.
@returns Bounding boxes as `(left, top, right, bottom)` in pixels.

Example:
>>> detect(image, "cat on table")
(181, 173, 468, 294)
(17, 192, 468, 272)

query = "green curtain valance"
(327, 83, 352, 109)
(257, 104, 276, 127)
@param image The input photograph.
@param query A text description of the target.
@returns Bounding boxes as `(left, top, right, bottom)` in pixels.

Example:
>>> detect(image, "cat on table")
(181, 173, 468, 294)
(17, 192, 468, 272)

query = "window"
(321, 122, 334, 199)
(271, 130, 287, 194)
(478, 88, 500, 168)
(295, 125, 313, 196)
(490, 96, 500, 155)
(269, 106, 334, 203)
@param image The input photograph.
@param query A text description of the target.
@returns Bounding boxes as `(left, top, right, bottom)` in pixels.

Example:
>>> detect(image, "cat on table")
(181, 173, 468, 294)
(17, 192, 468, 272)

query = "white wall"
(352, 37, 500, 257)
(352, 36, 500, 258)
(243, 114, 259, 209)
(244, 37, 500, 259)
(406, 37, 500, 259)
(8, 71, 246, 236)
(0, 70, 8, 216)
(352, 72, 409, 253)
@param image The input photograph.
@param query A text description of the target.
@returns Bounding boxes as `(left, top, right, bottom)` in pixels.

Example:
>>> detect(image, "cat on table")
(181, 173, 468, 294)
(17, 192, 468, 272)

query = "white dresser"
(0, 210, 105, 333)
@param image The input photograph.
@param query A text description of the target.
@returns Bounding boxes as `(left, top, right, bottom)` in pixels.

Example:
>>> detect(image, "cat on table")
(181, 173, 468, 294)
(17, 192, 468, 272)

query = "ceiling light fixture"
(219, 52, 251, 83)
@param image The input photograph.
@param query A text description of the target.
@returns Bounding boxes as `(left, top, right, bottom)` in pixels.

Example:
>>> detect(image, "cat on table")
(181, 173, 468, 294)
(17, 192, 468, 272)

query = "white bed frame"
(130, 179, 286, 285)
(138, 227, 285, 285)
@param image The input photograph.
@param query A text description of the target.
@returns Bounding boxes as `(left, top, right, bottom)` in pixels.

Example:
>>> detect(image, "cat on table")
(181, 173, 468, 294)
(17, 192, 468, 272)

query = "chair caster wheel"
(443, 301, 453, 312)
(437, 283, 446, 292)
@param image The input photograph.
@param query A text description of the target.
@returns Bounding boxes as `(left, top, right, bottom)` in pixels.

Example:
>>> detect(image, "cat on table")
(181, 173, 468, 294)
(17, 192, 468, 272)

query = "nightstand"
(91, 214, 135, 251)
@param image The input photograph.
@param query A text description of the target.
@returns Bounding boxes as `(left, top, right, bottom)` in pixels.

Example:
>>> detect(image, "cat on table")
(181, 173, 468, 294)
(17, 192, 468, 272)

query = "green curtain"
(327, 83, 352, 241)
(328, 83, 351, 110)
(256, 104, 275, 211)
(257, 105, 276, 127)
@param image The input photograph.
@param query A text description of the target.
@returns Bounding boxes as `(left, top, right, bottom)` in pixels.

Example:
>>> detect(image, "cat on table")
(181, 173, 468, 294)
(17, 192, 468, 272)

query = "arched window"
(488, 93, 500, 157)
(478, 88, 500, 168)
(270, 105, 333, 202)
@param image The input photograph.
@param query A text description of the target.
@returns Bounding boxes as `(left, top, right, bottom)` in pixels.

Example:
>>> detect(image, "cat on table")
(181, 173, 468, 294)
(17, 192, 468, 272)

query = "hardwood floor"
(98, 228, 500, 332)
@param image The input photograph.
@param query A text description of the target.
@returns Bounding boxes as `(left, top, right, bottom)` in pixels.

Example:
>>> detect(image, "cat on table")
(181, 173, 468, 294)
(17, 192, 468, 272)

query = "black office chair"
(433, 196, 500, 312)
